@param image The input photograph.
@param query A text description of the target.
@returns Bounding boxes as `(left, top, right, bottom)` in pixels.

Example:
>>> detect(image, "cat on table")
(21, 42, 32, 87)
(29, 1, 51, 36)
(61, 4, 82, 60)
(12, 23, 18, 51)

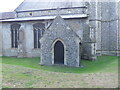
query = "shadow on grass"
(1, 56, 118, 73)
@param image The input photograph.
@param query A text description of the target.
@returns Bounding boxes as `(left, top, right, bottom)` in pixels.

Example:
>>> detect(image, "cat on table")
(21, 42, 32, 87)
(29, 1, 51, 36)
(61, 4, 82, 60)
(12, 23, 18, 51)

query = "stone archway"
(54, 40, 64, 64)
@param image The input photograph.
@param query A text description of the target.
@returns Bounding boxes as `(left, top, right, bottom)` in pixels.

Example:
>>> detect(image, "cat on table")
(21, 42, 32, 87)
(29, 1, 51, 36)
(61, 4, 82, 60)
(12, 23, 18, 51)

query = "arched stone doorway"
(54, 40, 64, 64)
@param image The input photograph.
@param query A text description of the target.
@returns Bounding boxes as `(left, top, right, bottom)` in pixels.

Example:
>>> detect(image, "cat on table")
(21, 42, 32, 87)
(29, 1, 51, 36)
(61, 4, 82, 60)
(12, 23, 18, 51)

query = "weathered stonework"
(18, 26, 26, 58)
(17, 8, 87, 18)
(40, 16, 81, 67)
(0, 23, 2, 56)
(0, 1, 119, 67)
(88, 1, 119, 56)
(118, 1, 120, 56)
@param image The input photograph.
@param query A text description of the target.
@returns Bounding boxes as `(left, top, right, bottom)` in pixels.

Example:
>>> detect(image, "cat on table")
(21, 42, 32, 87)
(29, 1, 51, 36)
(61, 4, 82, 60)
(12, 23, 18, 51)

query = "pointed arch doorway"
(54, 40, 64, 64)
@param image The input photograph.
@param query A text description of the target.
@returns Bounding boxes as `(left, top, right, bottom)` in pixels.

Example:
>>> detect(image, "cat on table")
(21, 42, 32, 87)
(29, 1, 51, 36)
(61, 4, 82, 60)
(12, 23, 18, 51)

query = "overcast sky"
(0, 0, 119, 13)
(0, 0, 24, 12)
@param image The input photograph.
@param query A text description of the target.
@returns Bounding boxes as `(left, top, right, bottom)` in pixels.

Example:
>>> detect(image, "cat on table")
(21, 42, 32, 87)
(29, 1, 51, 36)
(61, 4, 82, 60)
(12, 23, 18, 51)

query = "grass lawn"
(1, 56, 118, 73)
(1, 56, 119, 88)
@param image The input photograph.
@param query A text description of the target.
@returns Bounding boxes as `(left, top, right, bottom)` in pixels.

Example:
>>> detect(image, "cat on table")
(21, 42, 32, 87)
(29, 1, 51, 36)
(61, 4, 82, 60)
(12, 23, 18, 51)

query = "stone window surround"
(33, 23, 45, 49)
(33, 28, 41, 48)
(11, 23, 21, 49)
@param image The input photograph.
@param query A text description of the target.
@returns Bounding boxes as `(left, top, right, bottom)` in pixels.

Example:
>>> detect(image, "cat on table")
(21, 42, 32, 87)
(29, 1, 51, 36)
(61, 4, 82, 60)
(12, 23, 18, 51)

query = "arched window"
(11, 23, 21, 48)
(33, 23, 45, 48)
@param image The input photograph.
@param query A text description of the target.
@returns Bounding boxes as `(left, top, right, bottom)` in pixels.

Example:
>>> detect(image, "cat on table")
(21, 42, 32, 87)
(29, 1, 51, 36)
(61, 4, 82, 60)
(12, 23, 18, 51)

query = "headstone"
(18, 26, 26, 58)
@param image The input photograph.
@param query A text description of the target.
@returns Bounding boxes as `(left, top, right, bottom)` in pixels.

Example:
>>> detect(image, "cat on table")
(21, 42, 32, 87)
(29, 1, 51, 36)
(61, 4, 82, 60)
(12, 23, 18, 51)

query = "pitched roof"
(0, 12, 15, 20)
(0, 14, 87, 22)
(47, 15, 81, 40)
(15, 0, 85, 12)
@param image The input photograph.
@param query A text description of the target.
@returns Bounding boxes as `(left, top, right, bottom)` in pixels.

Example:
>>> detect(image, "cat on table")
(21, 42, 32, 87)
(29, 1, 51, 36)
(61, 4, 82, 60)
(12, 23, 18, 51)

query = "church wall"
(65, 18, 97, 60)
(22, 21, 42, 57)
(118, 1, 120, 56)
(16, 7, 87, 18)
(100, 1, 118, 56)
(0, 23, 2, 56)
(96, 21, 102, 55)
(109, 21, 118, 51)
(89, 1, 119, 56)
(22, 18, 92, 58)
(88, 2, 97, 20)
(80, 1, 98, 58)
(1, 1, 119, 57)
(19, 21, 47, 57)
(88, 1, 101, 56)
(22, 21, 34, 57)
(109, 1, 118, 55)
(15, 18, 89, 59)
(2, 23, 18, 56)
(109, 2, 118, 21)
(101, 21, 118, 56)
(91, 1, 101, 56)
(2, 20, 47, 57)
(82, 23, 96, 60)
(101, 22, 110, 51)
(65, 19, 87, 40)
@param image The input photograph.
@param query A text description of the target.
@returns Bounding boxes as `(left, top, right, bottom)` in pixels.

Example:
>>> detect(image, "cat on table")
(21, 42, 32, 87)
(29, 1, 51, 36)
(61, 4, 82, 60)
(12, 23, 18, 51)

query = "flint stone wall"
(40, 16, 80, 67)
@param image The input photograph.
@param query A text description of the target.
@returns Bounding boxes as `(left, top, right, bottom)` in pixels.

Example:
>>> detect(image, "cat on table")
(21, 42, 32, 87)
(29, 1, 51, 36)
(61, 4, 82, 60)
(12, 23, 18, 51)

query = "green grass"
(1, 56, 118, 73)
(2, 86, 11, 88)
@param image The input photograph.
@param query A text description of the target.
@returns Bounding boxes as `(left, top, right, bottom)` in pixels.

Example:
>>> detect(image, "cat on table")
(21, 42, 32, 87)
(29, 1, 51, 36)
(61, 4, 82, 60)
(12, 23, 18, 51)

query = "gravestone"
(18, 26, 26, 58)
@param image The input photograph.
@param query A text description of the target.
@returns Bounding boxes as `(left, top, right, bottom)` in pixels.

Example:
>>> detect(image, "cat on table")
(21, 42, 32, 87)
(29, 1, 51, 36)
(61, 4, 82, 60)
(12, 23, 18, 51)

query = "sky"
(0, 0, 24, 12)
(0, 0, 119, 13)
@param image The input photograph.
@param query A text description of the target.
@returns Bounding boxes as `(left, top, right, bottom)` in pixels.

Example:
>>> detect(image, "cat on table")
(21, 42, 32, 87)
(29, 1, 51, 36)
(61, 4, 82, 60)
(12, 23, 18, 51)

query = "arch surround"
(51, 38, 67, 65)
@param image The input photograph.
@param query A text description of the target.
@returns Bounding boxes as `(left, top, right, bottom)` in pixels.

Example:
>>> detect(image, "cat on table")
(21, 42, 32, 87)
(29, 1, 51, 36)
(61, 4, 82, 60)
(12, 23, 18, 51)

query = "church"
(0, 0, 119, 67)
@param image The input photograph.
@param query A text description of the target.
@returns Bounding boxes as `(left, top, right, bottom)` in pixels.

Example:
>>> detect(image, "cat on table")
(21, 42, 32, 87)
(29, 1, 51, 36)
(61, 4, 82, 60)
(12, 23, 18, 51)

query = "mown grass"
(2, 86, 11, 88)
(1, 56, 118, 73)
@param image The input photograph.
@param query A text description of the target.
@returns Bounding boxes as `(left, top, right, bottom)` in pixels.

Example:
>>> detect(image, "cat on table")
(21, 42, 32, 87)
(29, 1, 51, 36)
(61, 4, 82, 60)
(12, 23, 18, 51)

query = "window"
(33, 23, 45, 48)
(11, 23, 21, 48)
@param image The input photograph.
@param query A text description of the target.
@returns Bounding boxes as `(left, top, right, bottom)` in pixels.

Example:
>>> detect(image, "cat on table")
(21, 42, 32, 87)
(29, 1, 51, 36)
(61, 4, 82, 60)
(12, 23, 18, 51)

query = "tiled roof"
(0, 14, 87, 22)
(15, 0, 85, 12)
(0, 12, 15, 20)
